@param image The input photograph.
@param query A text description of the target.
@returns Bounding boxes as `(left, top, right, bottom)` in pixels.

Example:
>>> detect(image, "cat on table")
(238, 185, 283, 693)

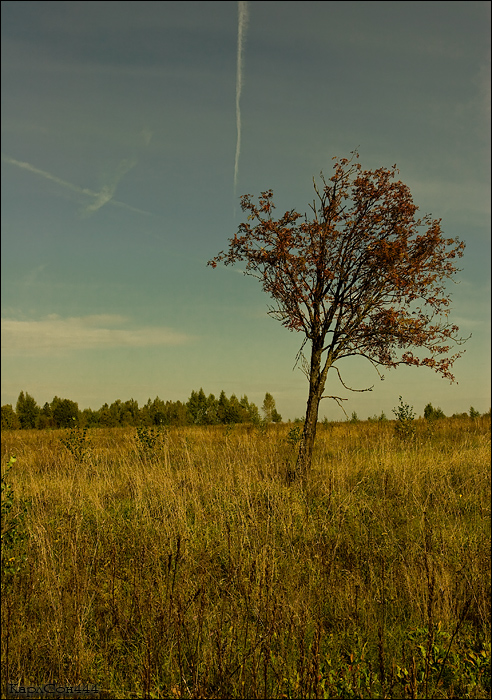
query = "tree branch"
(320, 395, 349, 419)
(332, 364, 374, 393)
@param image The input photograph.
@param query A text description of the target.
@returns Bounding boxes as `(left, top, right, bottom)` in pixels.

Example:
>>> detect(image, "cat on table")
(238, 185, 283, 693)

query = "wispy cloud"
(473, 55, 491, 139)
(1, 152, 152, 217)
(140, 126, 153, 147)
(1, 314, 192, 355)
(451, 315, 490, 330)
(406, 176, 491, 227)
(234, 1, 249, 197)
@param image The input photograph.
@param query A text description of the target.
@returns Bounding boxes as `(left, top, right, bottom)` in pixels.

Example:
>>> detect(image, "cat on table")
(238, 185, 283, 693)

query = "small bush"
(393, 396, 416, 439)
(135, 424, 166, 460)
(1, 457, 28, 587)
(368, 411, 388, 423)
(424, 403, 446, 421)
(60, 422, 91, 463)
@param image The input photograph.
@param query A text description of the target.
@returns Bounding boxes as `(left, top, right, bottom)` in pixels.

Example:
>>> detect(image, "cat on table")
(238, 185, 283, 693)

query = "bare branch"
(320, 395, 349, 419)
(332, 364, 374, 393)
(293, 337, 309, 374)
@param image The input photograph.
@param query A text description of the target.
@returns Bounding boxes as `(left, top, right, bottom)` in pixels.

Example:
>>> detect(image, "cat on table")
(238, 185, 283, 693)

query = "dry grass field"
(1, 417, 490, 698)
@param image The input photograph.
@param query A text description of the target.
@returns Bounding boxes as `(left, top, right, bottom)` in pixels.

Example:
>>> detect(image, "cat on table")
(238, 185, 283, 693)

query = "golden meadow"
(1, 417, 490, 698)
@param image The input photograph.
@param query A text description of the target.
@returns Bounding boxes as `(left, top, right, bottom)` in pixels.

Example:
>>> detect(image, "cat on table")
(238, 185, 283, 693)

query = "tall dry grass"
(1, 417, 490, 698)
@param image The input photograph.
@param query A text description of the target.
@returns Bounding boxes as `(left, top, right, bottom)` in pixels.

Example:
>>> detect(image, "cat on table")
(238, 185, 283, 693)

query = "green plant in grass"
(286, 424, 303, 449)
(402, 623, 491, 699)
(135, 424, 165, 460)
(1, 457, 28, 587)
(60, 420, 90, 463)
(285, 424, 304, 484)
(393, 395, 416, 440)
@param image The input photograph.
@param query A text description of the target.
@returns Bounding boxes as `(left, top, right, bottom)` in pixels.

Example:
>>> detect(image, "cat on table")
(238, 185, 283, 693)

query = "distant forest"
(1, 390, 488, 431)
(1, 389, 282, 430)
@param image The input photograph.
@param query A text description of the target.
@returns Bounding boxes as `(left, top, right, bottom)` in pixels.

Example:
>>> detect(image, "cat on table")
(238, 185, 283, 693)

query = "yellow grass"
(1, 418, 490, 698)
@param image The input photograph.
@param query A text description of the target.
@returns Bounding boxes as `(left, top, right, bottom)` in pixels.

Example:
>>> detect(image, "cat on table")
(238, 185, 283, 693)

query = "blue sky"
(1, 1, 490, 420)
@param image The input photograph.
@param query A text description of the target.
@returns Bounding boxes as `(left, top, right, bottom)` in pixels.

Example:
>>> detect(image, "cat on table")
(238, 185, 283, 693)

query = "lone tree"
(208, 152, 466, 482)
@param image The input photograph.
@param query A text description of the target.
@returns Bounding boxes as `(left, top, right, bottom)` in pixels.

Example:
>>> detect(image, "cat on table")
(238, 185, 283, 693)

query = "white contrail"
(1, 153, 151, 217)
(83, 157, 137, 215)
(234, 1, 249, 197)
(1, 154, 94, 197)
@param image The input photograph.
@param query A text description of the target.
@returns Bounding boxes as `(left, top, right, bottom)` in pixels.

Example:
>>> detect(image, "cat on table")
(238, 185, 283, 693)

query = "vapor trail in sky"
(1, 153, 151, 217)
(234, 1, 249, 197)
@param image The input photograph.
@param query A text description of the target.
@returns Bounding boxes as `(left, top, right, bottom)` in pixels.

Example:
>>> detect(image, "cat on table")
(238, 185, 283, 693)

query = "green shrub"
(424, 403, 446, 421)
(1, 457, 28, 587)
(393, 396, 416, 439)
(1, 405, 20, 431)
(60, 422, 91, 463)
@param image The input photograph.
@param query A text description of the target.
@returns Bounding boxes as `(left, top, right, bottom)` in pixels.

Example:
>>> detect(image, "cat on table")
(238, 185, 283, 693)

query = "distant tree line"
(1, 393, 488, 431)
(1, 389, 283, 430)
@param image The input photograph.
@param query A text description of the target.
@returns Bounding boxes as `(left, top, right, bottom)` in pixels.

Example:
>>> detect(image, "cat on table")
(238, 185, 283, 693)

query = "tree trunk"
(294, 390, 321, 484)
(293, 339, 326, 484)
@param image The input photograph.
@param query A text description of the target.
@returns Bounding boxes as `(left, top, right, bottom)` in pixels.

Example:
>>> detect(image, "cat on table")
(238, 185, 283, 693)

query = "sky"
(1, 1, 490, 421)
